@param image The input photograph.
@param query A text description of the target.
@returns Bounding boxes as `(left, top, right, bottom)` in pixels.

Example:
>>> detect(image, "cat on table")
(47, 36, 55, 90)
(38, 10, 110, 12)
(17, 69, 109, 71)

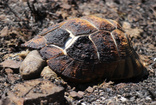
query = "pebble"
(130, 96, 135, 101)
(0, 26, 8, 37)
(99, 92, 104, 96)
(5, 68, 13, 74)
(150, 101, 156, 105)
(153, 58, 156, 62)
(20, 50, 46, 80)
(0, 59, 21, 69)
(94, 89, 98, 93)
(7, 74, 20, 84)
(78, 91, 85, 98)
(7, 79, 64, 105)
(91, 101, 100, 105)
(41, 66, 57, 80)
(120, 96, 127, 102)
(86, 86, 94, 93)
(81, 102, 87, 105)
(69, 91, 77, 98)
(145, 96, 152, 101)
(100, 97, 105, 100)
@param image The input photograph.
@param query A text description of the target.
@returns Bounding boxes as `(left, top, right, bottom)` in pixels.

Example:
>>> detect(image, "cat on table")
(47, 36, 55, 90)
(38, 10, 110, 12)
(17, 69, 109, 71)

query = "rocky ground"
(0, 0, 156, 105)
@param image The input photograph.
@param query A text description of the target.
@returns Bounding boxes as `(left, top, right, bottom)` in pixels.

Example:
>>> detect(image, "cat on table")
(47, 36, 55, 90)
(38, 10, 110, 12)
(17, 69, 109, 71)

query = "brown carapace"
(22, 16, 147, 82)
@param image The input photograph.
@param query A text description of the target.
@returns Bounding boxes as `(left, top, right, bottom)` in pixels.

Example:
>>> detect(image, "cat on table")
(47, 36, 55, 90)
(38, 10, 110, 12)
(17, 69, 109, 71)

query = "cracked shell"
(22, 16, 147, 82)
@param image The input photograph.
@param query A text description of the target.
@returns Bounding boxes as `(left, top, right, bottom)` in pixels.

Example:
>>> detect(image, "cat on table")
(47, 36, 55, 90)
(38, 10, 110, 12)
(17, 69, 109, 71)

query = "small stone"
(122, 22, 131, 29)
(17, 50, 30, 59)
(99, 92, 104, 96)
(60, 3, 71, 9)
(41, 66, 57, 80)
(20, 50, 46, 80)
(86, 86, 94, 93)
(7, 79, 64, 105)
(93, 89, 98, 93)
(5, 68, 13, 74)
(120, 97, 127, 102)
(0, 59, 21, 69)
(154, 58, 156, 62)
(150, 101, 156, 105)
(69, 91, 77, 98)
(77, 91, 85, 98)
(64, 95, 74, 104)
(99, 89, 103, 93)
(81, 102, 87, 105)
(0, 26, 8, 37)
(145, 96, 152, 101)
(0, 15, 6, 20)
(7, 74, 20, 84)
(93, 85, 98, 89)
(100, 97, 105, 100)
(130, 96, 135, 101)
(92, 101, 100, 105)
(78, 91, 85, 96)
(96, 99, 101, 102)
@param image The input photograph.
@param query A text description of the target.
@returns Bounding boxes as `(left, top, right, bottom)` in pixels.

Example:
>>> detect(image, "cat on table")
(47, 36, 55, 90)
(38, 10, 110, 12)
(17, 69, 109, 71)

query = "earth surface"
(0, 0, 156, 105)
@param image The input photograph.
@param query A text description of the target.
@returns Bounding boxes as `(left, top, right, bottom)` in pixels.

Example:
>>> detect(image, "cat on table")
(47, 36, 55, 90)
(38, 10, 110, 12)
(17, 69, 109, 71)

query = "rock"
(41, 66, 66, 86)
(60, 3, 71, 9)
(7, 74, 21, 84)
(20, 50, 46, 80)
(0, 15, 6, 20)
(0, 59, 21, 69)
(77, 91, 85, 98)
(100, 97, 105, 100)
(150, 101, 156, 105)
(99, 81, 114, 88)
(0, 26, 8, 37)
(86, 86, 94, 93)
(17, 49, 30, 59)
(116, 83, 127, 90)
(69, 91, 84, 99)
(81, 102, 87, 105)
(120, 96, 127, 102)
(69, 91, 85, 99)
(69, 91, 77, 98)
(78, 91, 85, 96)
(7, 79, 65, 105)
(5, 68, 13, 74)
(145, 96, 152, 102)
(154, 58, 156, 62)
(64, 92, 74, 104)
(99, 92, 104, 96)
(41, 66, 58, 80)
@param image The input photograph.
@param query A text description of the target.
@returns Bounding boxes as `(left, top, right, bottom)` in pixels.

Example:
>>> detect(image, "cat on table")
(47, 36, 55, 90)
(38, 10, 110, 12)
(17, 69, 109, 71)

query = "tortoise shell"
(22, 16, 145, 82)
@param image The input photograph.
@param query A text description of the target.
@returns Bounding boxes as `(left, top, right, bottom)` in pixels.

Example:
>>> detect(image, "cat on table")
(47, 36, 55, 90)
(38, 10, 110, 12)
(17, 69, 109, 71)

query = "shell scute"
(47, 55, 73, 74)
(66, 36, 98, 62)
(111, 29, 130, 58)
(44, 28, 70, 47)
(40, 46, 64, 59)
(22, 35, 46, 49)
(90, 31, 119, 62)
(81, 15, 116, 31)
(61, 18, 97, 35)
(39, 23, 64, 36)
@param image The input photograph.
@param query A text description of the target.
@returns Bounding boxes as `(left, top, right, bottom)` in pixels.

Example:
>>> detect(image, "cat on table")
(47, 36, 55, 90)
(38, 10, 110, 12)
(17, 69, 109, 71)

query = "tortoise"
(22, 15, 147, 82)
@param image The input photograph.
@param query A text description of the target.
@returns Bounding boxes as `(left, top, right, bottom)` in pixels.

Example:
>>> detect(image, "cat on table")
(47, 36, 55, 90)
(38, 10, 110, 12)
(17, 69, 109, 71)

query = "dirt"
(0, 0, 156, 105)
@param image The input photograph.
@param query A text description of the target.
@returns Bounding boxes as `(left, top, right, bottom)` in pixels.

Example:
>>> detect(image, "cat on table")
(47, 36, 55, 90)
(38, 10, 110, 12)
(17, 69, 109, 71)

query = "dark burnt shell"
(22, 16, 147, 82)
